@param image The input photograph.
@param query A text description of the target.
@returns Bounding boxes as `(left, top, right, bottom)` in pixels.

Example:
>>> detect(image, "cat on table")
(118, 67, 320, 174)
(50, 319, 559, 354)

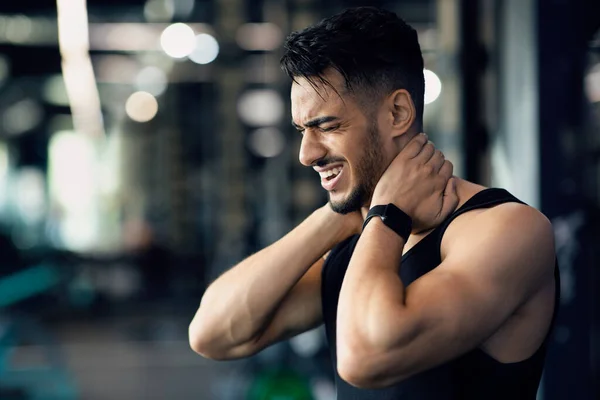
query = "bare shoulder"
(483, 202, 554, 245)
(477, 201, 553, 238)
(443, 201, 554, 250)
(441, 201, 555, 288)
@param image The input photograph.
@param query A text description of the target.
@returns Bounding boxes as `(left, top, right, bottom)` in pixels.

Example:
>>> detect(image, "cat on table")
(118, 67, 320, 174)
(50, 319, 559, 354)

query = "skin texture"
(291, 70, 413, 215)
(336, 200, 555, 388)
(190, 68, 556, 392)
(189, 203, 358, 360)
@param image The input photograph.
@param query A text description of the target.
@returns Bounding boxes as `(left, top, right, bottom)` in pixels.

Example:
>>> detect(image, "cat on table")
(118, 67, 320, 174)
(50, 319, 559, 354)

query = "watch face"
(379, 204, 412, 241)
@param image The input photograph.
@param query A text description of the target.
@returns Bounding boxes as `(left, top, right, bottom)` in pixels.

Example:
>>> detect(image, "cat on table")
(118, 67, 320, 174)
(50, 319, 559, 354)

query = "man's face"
(291, 71, 391, 214)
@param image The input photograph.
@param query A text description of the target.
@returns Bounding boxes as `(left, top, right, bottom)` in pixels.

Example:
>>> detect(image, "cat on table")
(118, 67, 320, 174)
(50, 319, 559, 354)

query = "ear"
(387, 89, 416, 138)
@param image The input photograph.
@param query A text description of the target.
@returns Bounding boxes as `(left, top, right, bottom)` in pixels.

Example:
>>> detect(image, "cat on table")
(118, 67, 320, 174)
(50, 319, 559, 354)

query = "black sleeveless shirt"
(321, 188, 560, 399)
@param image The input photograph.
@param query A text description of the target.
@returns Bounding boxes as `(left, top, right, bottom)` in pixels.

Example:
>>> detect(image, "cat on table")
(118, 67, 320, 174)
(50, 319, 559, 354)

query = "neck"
(360, 177, 476, 222)
(361, 205, 370, 220)
(394, 128, 421, 153)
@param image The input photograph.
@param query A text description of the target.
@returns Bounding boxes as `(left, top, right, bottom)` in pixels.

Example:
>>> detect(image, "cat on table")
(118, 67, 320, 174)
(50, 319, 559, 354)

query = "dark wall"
(538, 0, 600, 399)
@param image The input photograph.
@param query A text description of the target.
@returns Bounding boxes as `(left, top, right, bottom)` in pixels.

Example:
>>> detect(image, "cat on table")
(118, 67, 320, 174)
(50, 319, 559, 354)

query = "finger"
(439, 177, 459, 219)
(439, 160, 454, 181)
(415, 142, 435, 164)
(444, 176, 457, 197)
(428, 150, 445, 172)
(402, 133, 428, 159)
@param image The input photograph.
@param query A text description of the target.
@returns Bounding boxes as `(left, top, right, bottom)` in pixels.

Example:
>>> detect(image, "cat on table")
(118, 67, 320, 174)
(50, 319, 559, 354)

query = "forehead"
(290, 71, 353, 123)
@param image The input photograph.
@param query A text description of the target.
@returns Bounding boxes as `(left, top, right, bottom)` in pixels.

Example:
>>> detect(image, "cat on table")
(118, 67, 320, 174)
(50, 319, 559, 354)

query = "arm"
(336, 203, 555, 388)
(189, 205, 360, 360)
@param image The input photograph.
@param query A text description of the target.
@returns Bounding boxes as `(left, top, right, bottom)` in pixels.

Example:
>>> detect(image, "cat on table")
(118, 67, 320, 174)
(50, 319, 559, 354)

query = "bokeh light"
(135, 66, 168, 96)
(5, 15, 32, 44)
(144, 0, 174, 22)
(49, 131, 95, 212)
(48, 131, 98, 251)
(137, 52, 175, 74)
(237, 89, 284, 126)
(189, 34, 219, 65)
(424, 69, 442, 104)
(2, 99, 44, 135)
(43, 75, 70, 106)
(292, 179, 321, 209)
(15, 167, 46, 225)
(289, 328, 323, 358)
(160, 23, 196, 58)
(125, 91, 159, 122)
(585, 63, 600, 103)
(247, 128, 286, 158)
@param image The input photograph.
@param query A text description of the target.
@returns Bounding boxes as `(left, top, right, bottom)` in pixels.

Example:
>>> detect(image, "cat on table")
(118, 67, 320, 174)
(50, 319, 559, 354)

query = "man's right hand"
(190, 201, 359, 360)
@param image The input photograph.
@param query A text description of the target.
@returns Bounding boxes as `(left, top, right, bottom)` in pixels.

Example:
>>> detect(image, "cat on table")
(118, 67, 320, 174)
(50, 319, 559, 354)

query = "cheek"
(343, 150, 365, 185)
(352, 135, 387, 182)
(333, 136, 365, 178)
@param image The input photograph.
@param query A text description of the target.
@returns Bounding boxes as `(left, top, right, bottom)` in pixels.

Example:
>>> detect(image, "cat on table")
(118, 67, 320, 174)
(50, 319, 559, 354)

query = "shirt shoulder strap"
(438, 188, 525, 233)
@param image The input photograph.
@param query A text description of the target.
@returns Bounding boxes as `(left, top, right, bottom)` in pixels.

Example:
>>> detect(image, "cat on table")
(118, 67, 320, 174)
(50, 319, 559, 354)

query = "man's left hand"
(370, 133, 458, 233)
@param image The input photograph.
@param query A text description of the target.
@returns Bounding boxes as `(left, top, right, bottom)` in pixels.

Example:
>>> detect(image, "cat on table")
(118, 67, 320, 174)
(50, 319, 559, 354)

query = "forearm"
(337, 219, 415, 355)
(191, 206, 347, 350)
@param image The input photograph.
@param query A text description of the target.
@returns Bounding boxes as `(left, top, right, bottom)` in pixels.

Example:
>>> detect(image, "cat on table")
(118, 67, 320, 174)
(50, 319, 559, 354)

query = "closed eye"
(293, 124, 338, 135)
(292, 116, 339, 133)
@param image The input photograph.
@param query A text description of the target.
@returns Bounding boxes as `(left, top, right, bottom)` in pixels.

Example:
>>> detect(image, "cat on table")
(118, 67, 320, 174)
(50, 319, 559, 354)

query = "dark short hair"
(281, 6, 425, 127)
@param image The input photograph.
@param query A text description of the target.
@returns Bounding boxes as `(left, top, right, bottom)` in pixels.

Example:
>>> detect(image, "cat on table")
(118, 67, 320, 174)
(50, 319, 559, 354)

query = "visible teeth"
(319, 167, 342, 179)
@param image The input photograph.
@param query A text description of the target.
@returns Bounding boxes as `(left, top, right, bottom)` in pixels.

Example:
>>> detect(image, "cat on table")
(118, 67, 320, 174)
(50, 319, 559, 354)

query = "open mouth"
(318, 165, 344, 191)
(322, 166, 342, 181)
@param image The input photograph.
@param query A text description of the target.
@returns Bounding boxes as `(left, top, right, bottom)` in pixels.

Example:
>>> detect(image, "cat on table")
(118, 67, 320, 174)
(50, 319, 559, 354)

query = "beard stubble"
(329, 120, 386, 214)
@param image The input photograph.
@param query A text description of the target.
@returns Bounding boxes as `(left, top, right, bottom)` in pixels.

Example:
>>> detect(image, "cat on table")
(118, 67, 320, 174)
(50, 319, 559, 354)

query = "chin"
(328, 196, 347, 215)
(329, 192, 364, 215)
(329, 203, 354, 215)
(328, 180, 372, 214)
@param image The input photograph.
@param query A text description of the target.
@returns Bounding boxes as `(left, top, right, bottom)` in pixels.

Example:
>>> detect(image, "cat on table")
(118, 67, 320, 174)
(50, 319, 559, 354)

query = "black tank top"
(321, 188, 560, 399)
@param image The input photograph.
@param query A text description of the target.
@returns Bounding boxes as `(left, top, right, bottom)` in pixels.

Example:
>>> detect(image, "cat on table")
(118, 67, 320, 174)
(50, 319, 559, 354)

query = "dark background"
(0, 0, 598, 399)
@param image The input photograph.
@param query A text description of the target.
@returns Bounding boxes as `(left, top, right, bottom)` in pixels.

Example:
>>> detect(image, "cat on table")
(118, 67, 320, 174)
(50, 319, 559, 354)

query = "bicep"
(400, 268, 512, 368)
(408, 205, 555, 351)
(365, 206, 555, 381)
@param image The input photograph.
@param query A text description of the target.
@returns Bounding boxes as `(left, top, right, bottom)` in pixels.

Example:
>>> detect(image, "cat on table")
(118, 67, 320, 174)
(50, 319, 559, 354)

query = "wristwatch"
(362, 203, 413, 241)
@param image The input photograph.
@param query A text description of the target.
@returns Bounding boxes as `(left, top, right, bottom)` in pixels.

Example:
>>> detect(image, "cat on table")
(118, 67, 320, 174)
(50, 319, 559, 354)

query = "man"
(189, 7, 558, 399)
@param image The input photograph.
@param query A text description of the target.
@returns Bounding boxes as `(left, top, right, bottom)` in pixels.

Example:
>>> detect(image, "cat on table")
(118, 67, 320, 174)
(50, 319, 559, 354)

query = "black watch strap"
(362, 203, 412, 241)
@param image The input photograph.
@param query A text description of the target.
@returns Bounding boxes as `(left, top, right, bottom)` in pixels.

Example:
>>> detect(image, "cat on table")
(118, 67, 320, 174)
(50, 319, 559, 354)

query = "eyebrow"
(292, 116, 339, 129)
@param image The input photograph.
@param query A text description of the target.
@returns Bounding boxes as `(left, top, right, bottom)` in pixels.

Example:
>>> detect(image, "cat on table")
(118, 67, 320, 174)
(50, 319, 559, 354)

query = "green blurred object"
(0, 264, 60, 307)
(247, 368, 314, 400)
(0, 264, 78, 399)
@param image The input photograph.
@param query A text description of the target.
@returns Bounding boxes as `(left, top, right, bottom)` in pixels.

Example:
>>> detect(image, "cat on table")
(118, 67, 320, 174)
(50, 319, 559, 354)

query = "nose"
(298, 131, 327, 167)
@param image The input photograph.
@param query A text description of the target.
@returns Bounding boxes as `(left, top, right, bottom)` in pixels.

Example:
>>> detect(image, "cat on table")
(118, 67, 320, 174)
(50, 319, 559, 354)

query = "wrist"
(370, 201, 413, 221)
(312, 205, 353, 246)
(369, 196, 384, 210)
(362, 203, 413, 242)
(362, 217, 406, 249)
(370, 196, 396, 211)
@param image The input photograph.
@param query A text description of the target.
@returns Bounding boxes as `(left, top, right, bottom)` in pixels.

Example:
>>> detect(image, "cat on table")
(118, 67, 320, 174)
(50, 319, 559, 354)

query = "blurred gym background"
(0, 0, 597, 399)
